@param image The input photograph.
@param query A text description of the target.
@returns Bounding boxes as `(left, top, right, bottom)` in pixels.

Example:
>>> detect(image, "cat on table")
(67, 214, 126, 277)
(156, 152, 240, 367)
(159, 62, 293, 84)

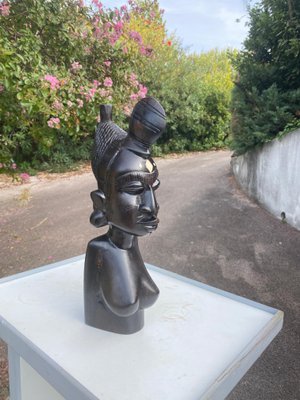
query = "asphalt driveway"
(0, 150, 299, 399)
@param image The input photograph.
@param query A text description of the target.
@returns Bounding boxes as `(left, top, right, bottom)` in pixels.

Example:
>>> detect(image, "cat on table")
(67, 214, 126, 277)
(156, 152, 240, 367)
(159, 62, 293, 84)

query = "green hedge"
(231, 0, 300, 154)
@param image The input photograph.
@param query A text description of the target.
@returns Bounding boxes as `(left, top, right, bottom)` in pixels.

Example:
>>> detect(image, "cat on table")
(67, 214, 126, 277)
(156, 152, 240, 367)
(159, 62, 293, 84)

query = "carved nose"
(139, 188, 158, 215)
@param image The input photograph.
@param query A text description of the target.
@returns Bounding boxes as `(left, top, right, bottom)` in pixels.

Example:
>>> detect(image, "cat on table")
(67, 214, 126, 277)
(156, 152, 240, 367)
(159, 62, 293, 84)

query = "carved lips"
(138, 217, 160, 232)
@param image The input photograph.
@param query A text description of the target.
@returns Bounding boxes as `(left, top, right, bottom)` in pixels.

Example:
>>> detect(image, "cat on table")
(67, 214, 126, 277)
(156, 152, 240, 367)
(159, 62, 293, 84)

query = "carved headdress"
(92, 97, 166, 190)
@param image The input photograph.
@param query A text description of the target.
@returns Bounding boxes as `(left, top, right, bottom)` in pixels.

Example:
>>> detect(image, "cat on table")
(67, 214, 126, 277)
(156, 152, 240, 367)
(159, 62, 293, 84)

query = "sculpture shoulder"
(86, 234, 112, 252)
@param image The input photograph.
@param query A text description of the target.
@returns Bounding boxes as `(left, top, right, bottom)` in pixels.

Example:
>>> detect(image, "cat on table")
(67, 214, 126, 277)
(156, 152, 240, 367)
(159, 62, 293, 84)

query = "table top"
(0, 255, 283, 400)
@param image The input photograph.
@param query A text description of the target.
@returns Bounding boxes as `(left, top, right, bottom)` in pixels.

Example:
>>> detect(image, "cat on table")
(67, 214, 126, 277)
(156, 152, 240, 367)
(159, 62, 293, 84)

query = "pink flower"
(103, 77, 113, 87)
(93, 16, 100, 25)
(138, 84, 148, 98)
(130, 93, 138, 101)
(47, 117, 60, 129)
(52, 100, 63, 111)
(76, 99, 84, 108)
(92, 0, 102, 10)
(104, 22, 112, 31)
(0, 2, 10, 16)
(129, 31, 142, 44)
(140, 45, 153, 56)
(140, 46, 146, 55)
(109, 35, 119, 46)
(89, 88, 97, 97)
(11, 163, 17, 170)
(0, 84, 4, 92)
(99, 89, 109, 97)
(103, 60, 111, 67)
(70, 61, 82, 72)
(20, 173, 30, 183)
(93, 80, 100, 88)
(93, 27, 102, 39)
(84, 89, 95, 102)
(114, 21, 123, 34)
(0, 163, 3, 168)
(129, 73, 139, 87)
(123, 105, 132, 116)
(67, 100, 73, 107)
(78, 0, 84, 7)
(44, 75, 60, 90)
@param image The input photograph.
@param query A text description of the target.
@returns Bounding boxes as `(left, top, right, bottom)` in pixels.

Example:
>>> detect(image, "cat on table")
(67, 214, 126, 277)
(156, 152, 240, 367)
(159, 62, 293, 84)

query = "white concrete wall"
(231, 129, 300, 230)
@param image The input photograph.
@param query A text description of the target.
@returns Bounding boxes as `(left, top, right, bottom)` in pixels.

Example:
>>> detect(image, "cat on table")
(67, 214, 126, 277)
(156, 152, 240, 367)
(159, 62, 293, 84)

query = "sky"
(100, 0, 253, 53)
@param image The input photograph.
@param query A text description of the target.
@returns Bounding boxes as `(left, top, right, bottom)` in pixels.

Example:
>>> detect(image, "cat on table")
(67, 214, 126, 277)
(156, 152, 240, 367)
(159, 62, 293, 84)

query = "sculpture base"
(85, 304, 144, 334)
(0, 255, 283, 400)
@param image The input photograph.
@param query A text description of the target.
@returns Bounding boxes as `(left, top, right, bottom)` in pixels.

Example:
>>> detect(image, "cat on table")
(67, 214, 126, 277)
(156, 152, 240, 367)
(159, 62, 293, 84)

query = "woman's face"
(105, 153, 160, 236)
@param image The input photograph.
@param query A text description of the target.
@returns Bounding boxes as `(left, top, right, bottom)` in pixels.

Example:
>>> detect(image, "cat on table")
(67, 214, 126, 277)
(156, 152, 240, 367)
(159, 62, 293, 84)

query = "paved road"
(0, 150, 299, 399)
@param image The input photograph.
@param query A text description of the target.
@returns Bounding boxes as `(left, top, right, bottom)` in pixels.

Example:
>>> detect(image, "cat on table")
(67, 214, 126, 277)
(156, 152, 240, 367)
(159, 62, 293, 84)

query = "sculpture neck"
(123, 136, 150, 157)
(108, 226, 137, 250)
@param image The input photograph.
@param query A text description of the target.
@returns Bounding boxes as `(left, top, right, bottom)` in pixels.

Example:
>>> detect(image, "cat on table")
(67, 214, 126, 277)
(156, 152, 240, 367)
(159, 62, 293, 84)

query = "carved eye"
(121, 182, 144, 195)
(152, 179, 160, 191)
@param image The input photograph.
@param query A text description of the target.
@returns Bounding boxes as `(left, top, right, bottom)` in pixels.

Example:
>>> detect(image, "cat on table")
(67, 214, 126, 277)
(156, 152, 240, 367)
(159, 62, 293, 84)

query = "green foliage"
(0, 0, 149, 171)
(0, 0, 234, 174)
(231, 0, 300, 154)
(141, 46, 234, 152)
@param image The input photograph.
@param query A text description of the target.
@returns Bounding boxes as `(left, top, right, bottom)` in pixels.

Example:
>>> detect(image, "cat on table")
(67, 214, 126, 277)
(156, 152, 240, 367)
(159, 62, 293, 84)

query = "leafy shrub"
(139, 44, 234, 152)
(0, 0, 234, 174)
(231, 0, 300, 154)
(0, 0, 154, 171)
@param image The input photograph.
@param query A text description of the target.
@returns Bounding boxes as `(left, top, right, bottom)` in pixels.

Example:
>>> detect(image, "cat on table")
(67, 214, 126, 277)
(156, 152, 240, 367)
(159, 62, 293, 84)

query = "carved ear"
(90, 190, 106, 211)
(90, 190, 107, 228)
(90, 210, 107, 228)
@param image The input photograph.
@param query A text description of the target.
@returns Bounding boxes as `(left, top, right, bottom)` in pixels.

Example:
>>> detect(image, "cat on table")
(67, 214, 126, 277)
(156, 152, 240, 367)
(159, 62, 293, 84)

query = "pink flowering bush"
(129, 31, 143, 44)
(103, 77, 113, 87)
(0, 0, 158, 170)
(70, 62, 83, 72)
(47, 117, 61, 129)
(53, 100, 63, 111)
(0, 1, 10, 16)
(44, 75, 60, 90)
(0, 0, 233, 172)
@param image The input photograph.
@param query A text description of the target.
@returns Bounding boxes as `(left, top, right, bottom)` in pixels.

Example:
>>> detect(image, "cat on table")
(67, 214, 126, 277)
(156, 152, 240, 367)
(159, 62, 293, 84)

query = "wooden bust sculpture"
(84, 97, 166, 334)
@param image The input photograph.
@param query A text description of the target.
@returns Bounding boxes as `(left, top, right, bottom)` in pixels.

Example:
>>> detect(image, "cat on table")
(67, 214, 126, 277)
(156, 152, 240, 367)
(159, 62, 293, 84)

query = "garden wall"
(231, 129, 300, 230)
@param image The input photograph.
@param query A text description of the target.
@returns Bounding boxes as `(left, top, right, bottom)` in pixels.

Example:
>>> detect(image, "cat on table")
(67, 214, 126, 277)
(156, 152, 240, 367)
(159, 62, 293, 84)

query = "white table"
(0, 255, 283, 400)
